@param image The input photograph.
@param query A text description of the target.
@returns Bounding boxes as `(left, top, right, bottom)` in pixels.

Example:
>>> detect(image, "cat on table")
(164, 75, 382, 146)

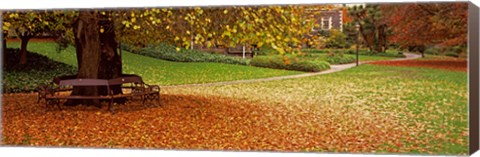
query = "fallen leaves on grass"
(2, 65, 468, 155)
(164, 65, 468, 155)
(368, 60, 467, 72)
(4, 92, 407, 153)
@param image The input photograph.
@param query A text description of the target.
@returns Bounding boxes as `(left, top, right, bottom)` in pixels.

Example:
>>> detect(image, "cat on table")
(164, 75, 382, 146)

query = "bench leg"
(56, 100, 62, 110)
(108, 99, 115, 114)
(141, 95, 148, 107)
(157, 88, 161, 106)
(143, 93, 159, 107)
(45, 99, 60, 111)
(37, 95, 41, 104)
(154, 92, 160, 107)
(38, 94, 48, 104)
(45, 99, 51, 111)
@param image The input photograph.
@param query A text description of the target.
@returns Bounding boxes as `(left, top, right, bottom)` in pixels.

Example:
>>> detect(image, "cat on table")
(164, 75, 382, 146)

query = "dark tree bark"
(2, 31, 6, 66)
(66, 11, 123, 106)
(418, 45, 426, 58)
(358, 24, 374, 52)
(97, 12, 123, 102)
(19, 35, 33, 65)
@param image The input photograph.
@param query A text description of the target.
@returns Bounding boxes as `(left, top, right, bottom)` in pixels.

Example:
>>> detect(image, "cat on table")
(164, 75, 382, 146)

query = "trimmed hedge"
(326, 54, 355, 64)
(425, 46, 465, 58)
(3, 48, 77, 93)
(445, 51, 459, 58)
(122, 43, 248, 65)
(302, 49, 329, 53)
(303, 48, 406, 58)
(250, 56, 330, 72)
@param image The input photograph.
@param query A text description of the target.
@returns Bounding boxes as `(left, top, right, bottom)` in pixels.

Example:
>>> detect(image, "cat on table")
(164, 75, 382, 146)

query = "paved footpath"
(163, 53, 422, 88)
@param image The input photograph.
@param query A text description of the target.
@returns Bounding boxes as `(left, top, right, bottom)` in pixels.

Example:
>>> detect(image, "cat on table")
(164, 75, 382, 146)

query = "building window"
(322, 17, 330, 30)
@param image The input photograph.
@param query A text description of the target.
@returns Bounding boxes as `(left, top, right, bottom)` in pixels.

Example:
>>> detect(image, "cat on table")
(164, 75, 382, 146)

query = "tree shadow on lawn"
(2, 93, 410, 153)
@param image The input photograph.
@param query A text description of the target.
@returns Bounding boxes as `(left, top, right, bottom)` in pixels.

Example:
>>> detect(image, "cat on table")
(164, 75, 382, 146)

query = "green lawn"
(165, 64, 468, 155)
(7, 42, 303, 85)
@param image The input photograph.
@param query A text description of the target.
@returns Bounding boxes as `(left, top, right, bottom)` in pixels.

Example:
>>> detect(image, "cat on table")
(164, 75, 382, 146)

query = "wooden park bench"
(38, 75, 160, 114)
(225, 44, 256, 58)
(108, 75, 161, 107)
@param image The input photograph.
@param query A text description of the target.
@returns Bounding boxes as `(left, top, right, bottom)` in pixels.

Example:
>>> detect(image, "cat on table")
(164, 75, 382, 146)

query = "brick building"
(312, 10, 344, 32)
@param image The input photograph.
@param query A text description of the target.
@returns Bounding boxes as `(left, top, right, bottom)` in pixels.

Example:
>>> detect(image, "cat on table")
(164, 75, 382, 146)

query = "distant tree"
(348, 4, 389, 53)
(381, 3, 467, 57)
(3, 11, 71, 64)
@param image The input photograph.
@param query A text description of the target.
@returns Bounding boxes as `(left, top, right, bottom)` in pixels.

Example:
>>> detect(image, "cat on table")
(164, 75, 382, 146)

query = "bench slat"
(46, 95, 113, 99)
(59, 79, 110, 86)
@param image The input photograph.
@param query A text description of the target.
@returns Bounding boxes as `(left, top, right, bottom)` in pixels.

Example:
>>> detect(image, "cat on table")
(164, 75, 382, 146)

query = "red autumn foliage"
(342, 7, 352, 24)
(369, 59, 467, 72)
(381, 3, 467, 48)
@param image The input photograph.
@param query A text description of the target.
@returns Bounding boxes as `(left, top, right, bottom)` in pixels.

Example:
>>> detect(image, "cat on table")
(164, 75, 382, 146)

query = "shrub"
(325, 29, 350, 48)
(302, 49, 328, 54)
(445, 51, 459, 58)
(326, 51, 355, 64)
(446, 45, 465, 58)
(425, 46, 465, 58)
(362, 50, 405, 58)
(250, 55, 330, 72)
(425, 47, 440, 55)
(346, 49, 355, 54)
(451, 45, 465, 54)
(288, 60, 330, 72)
(3, 48, 77, 93)
(256, 45, 278, 56)
(124, 43, 249, 65)
(119, 43, 140, 53)
(250, 56, 285, 69)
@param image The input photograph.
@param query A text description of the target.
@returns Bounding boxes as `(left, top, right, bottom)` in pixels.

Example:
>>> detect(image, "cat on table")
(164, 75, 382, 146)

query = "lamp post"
(355, 22, 360, 66)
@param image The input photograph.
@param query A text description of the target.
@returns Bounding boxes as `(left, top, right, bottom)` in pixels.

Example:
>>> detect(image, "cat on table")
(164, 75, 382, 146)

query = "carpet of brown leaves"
(3, 92, 407, 153)
(368, 59, 467, 72)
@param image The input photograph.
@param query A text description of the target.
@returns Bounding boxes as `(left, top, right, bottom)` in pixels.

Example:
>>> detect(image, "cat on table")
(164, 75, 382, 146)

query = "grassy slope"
(166, 65, 468, 155)
(7, 42, 303, 85)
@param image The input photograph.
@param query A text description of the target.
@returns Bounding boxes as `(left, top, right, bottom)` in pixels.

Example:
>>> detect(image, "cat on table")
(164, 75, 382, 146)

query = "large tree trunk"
(66, 11, 123, 106)
(2, 31, 6, 66)
(97, 12, 123, 100)
(1, 12, 4, 67)
(358, 25, 374, 52)
(19, 36, 31, 65)
(418, 46, 426, 58)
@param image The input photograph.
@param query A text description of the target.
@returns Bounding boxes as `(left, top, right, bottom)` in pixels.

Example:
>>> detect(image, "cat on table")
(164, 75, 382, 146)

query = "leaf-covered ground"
(163, 65, 468, 155)
(369, 59, 467, 72)
(2, 64, 467, 155)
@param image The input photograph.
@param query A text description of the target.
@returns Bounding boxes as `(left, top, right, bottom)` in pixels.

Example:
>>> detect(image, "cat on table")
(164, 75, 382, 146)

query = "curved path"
(163, 53, 422, 88)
